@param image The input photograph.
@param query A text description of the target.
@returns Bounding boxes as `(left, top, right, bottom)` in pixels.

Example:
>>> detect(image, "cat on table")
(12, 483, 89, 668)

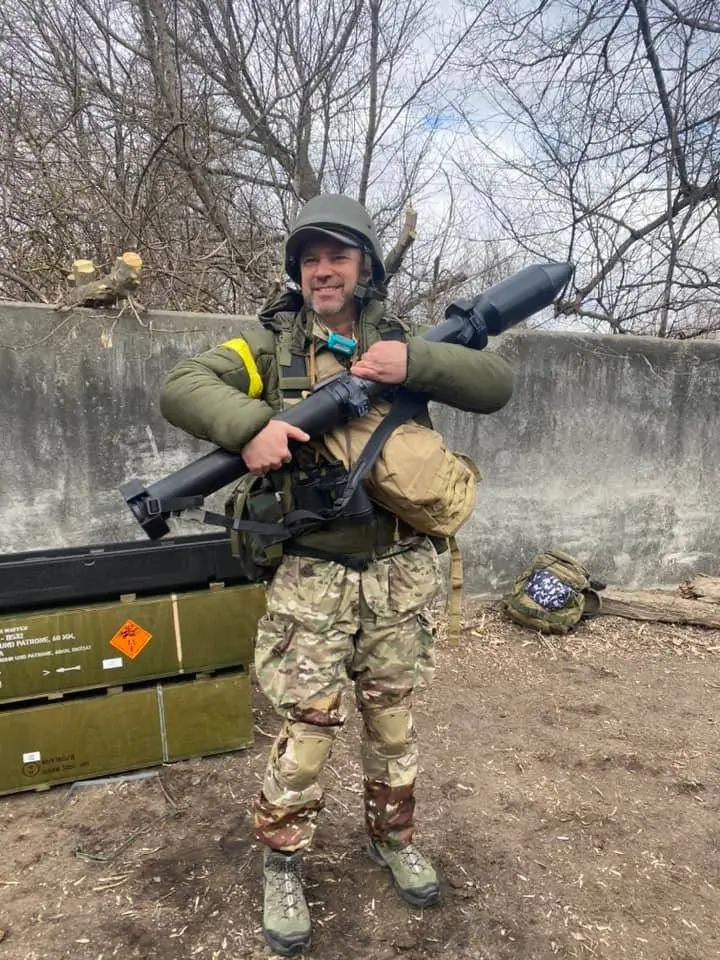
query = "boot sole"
(263, 928, 311, 957)
(366, 842, 441, 909)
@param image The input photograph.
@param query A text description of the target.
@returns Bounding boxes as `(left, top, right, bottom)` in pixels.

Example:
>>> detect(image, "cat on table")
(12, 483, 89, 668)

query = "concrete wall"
(2, 301, 718, 593)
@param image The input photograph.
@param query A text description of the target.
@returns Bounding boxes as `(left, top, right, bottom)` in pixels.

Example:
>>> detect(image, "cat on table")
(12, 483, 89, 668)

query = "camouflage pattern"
(253, 537, 441, 853)
(502, 548, 603, 635)
(364, 781, 415, 848)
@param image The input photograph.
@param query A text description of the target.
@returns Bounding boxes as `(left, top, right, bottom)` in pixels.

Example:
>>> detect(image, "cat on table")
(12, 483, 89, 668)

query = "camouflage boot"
(262, 848, 311, 956)
(367, 840, 441, 908)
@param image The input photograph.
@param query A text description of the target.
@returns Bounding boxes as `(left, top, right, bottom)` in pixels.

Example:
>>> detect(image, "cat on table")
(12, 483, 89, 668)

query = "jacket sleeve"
(159, 334, 278, 452)
(403, 338, 514, 413)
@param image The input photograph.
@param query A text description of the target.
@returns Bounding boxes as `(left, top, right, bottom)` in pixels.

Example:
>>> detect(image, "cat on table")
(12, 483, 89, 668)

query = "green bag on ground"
(502, 548, 604, 635)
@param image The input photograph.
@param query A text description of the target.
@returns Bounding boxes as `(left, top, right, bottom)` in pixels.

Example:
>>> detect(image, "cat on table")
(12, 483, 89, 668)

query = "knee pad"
(276, 727, 335, 791)
(362, 706, 414, 756)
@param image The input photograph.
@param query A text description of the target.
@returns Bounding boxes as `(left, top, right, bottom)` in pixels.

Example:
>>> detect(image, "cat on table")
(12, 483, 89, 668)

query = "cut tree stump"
(384, 206, 417, 282)
(598, 588, 720, 629)
(67, 259, 97, 286)
(56, 251, 143, 311)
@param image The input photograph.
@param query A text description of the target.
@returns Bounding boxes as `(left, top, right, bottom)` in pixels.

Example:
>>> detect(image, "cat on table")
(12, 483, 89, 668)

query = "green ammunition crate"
(0, 669, 253, 796)
(0, 582, 266, 704)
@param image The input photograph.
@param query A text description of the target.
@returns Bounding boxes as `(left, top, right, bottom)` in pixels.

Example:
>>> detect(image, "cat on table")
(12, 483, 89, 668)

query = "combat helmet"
(285, 194, 386, 296)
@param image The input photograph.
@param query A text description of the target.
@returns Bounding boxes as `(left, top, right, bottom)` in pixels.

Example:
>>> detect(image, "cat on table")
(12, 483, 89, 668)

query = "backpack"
(226, 296, 482, 639)
(502, 548, 604, 635)
(321, 400, 480, 539)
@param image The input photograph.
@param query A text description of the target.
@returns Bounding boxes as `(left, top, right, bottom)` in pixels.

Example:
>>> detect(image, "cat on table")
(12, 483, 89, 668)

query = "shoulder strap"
(263, 308, 311, 399)
(174, 387, 429, 542)
(279, 345, 310, 396)
(360, 300, 408, 342)
(279, 387, 428, 532)
(377, 323, 407, 343)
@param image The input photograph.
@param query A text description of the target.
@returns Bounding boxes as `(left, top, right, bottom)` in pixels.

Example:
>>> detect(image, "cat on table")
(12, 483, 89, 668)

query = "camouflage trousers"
(253, 536, 441, 853)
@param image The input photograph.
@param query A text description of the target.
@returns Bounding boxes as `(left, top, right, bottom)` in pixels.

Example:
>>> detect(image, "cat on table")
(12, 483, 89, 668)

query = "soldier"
(159, 195, 514, 956)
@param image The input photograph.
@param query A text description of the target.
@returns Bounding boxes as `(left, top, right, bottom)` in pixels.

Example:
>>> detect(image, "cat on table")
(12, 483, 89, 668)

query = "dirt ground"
(2, 600, 719, 960)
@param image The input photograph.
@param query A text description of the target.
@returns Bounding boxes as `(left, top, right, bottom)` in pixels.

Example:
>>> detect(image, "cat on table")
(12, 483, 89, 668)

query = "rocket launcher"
(120, 262, 573, 540)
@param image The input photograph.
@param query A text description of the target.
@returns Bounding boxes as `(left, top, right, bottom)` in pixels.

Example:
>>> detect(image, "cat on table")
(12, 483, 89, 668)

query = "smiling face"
(299, 238, 364, 329)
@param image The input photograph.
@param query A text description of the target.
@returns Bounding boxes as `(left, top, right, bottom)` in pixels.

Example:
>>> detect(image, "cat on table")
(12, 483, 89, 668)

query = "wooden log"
(56, 251, 143, 311)
(597, 588, 720, 629)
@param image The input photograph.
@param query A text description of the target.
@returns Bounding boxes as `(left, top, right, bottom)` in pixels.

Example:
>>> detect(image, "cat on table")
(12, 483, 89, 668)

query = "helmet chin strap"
(353, 251, 387, 302)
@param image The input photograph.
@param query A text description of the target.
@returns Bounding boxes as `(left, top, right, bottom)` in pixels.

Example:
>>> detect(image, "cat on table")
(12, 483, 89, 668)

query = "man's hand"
(350, 341, 407, 384)
(241, 421, 310, 476)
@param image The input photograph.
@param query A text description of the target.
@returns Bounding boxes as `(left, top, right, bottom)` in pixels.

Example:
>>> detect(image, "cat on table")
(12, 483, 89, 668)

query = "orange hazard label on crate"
(109, 620, 153, 659)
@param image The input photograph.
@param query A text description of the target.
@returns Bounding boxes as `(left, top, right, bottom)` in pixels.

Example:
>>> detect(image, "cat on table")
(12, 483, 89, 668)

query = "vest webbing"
(273, 309, 465, 645)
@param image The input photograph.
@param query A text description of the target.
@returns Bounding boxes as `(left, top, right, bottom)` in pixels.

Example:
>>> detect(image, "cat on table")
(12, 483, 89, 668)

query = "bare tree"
(0, 0, 492, 317)
(457, 0, 720, 337)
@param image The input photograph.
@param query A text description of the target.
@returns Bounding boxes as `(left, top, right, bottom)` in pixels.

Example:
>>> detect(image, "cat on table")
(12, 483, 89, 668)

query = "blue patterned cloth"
(524, 569, 573, 611)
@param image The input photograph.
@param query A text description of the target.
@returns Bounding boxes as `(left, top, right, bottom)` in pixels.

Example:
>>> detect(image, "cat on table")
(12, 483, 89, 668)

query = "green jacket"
(159, 296, 513, 557)
(160, 301, 514, 454)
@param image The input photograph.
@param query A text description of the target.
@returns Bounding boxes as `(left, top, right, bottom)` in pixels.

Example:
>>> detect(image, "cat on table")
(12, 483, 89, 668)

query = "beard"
(305, 286, 353, 318)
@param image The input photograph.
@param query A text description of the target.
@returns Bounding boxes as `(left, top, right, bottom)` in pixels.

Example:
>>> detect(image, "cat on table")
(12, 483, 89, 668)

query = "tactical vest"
(225, 294, 418, 576)
(271, 297, 408, 403)
(269, 296, 478, 536)
(225, 292, 478, 643)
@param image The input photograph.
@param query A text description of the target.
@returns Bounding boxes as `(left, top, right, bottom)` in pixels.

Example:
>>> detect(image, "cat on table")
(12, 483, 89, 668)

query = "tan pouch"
(322, 402, 480, 538)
